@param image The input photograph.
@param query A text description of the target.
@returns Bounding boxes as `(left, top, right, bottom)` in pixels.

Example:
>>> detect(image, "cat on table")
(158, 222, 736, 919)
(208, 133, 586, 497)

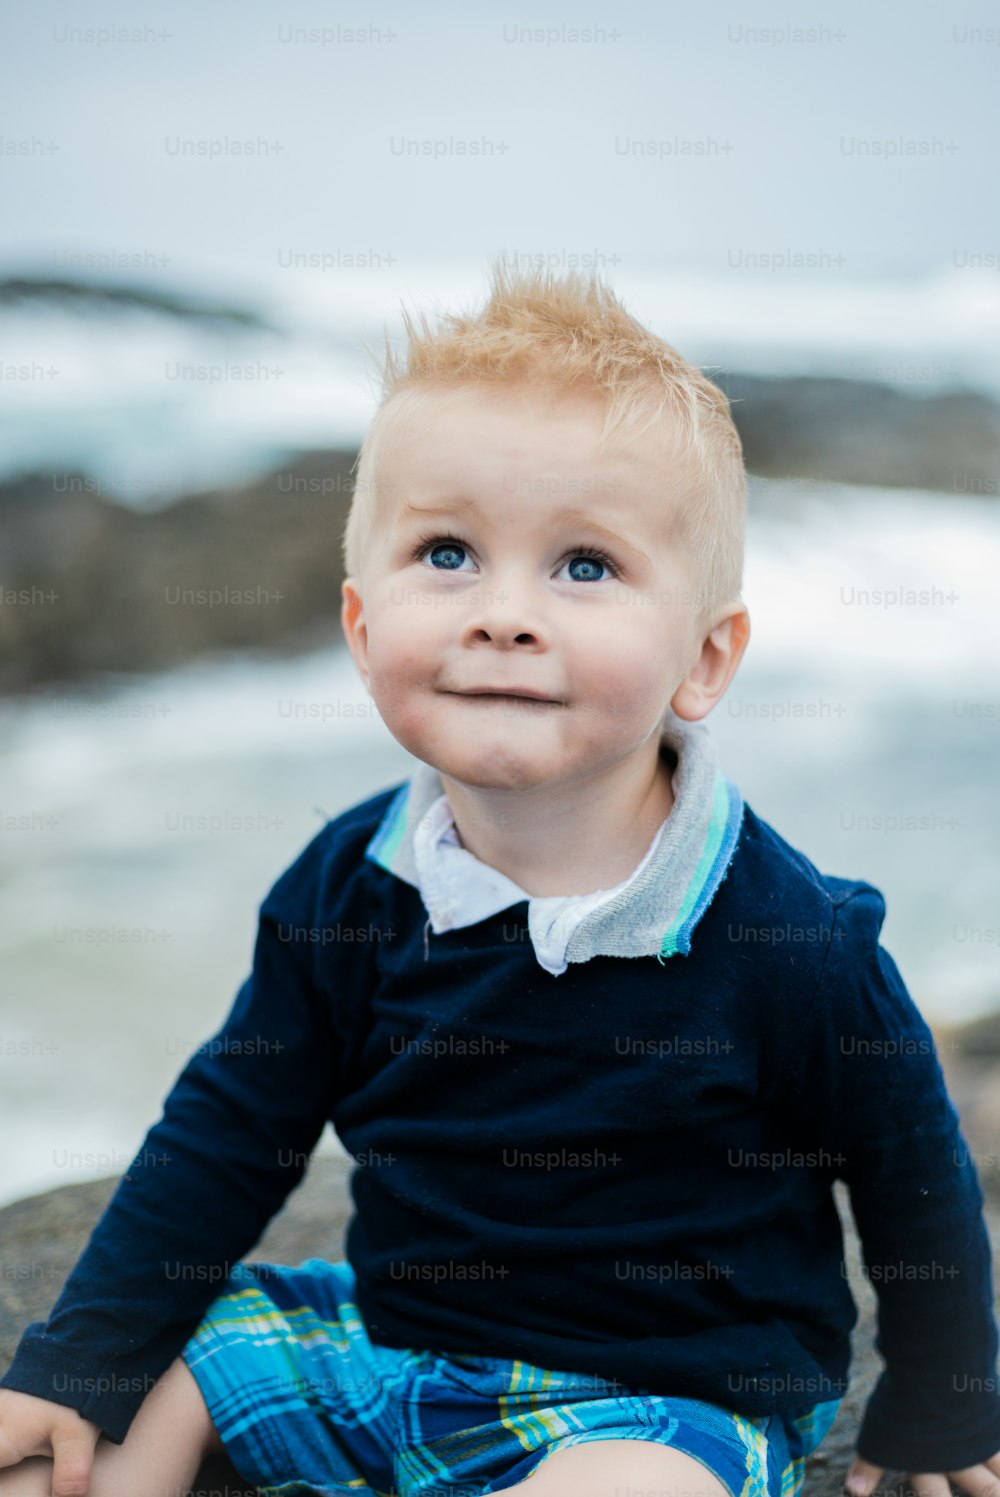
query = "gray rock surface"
(715, 373, 1000, 495)
(5, 1147, 988, 1497)
(0, 450, 358, 696)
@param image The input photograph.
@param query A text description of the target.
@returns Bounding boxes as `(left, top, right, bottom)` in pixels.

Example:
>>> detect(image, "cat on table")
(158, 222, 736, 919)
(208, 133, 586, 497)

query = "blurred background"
(1, 0, 999, 1209)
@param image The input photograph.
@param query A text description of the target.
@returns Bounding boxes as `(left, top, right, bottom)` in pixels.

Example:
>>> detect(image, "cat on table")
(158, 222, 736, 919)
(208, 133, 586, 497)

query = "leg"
(0, 1355, 225, 1497)
(505, 1438, 736, 1497)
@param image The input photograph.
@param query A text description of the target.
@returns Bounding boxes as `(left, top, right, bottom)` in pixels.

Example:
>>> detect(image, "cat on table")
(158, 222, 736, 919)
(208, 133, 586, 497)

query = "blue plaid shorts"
(181, 1257, 842, 1497)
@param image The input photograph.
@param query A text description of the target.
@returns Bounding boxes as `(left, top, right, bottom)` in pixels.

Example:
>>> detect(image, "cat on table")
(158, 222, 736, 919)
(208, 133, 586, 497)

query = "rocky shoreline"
(2, 373, 999, 697)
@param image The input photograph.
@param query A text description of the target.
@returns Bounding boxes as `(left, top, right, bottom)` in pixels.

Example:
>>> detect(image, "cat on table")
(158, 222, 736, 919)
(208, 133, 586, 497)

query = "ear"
(671, 604, 751, 721)
(340, 579, 372, 694)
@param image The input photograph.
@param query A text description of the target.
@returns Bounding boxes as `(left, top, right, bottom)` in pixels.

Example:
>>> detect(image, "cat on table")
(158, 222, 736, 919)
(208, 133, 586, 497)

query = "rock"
(715, 372, 1000, 495)
(0, 276, 274, 329)
(0, 450, 357, 696)
(938, 1010, 1000, 1062)
(933, 1022, 1000, 1204)
(0, 1154, 354, 1360)
(6, 1151, 988, 1496)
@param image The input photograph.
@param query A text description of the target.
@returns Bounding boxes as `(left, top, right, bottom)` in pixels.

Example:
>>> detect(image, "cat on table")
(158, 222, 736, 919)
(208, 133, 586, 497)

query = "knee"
(515, 1439, 735, 1497)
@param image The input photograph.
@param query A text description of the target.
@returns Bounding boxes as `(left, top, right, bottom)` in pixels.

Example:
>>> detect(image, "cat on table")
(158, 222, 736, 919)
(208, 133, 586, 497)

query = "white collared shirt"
(366, 709, 745, 971)
(412, 776, 676, 977)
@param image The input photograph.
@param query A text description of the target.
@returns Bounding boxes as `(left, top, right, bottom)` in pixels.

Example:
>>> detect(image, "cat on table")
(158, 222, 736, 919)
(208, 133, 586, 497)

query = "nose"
(459, 574, 548, 649)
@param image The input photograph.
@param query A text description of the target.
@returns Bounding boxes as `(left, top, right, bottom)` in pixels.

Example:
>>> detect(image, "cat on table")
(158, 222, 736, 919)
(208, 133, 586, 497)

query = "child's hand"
(845, 1446, 1000, 1497)
(0, 1387, 101, 1496)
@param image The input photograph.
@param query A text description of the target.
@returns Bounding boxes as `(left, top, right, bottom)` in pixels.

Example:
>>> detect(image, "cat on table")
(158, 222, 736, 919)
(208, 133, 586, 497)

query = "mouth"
(449, 690, 562, 705)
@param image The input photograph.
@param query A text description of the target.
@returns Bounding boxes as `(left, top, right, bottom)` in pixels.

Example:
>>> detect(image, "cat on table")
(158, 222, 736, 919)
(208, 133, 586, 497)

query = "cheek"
(575, 605, 683, 701)
(364, 605, 436, 680)
(574, 605, 663, 677)
(364, 650, 432, 745)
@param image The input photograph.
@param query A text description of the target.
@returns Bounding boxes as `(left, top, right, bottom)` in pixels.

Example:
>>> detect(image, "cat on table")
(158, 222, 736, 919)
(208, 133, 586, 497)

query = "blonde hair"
(342, 256, 746, 618)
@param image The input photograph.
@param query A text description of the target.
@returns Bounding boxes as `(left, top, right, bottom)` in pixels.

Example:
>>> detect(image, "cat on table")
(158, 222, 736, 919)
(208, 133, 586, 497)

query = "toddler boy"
(2, 261, 999, 1497)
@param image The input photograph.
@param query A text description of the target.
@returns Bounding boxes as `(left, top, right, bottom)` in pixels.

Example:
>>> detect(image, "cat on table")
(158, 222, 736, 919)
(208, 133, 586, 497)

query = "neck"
(439, 744, 677, 898)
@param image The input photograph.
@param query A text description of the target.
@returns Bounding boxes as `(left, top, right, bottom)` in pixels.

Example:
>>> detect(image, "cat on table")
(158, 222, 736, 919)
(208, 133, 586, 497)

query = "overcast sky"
(1, 0, 997, 294)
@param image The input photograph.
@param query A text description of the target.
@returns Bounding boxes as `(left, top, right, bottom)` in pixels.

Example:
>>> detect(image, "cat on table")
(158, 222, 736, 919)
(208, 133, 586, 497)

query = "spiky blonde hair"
(341, 256, 746, 619)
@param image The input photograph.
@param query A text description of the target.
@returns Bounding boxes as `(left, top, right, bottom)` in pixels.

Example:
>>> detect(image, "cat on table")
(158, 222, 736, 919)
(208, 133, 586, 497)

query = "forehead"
(376, 383, 671, 498)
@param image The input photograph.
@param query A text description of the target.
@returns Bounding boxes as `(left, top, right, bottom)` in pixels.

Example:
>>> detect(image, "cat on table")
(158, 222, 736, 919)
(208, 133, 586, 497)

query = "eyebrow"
(400, 499, 650, 564)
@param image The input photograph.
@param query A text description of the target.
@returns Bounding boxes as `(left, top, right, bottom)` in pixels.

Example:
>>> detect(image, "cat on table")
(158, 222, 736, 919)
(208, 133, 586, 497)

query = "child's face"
(341, 383, 715, 795)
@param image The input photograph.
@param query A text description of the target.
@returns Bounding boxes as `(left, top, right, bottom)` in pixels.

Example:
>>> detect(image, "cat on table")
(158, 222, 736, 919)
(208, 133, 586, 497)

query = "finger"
(0, 1421, 42, 1467)
(845, 1456, 885, 1496)
(909, 1476, 955, 1497)
(946, 1461, 1000, 1497)
(50, 1431, 96, 1497)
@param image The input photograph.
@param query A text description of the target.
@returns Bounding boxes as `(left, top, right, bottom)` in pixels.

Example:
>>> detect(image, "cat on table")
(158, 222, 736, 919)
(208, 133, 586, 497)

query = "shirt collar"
(364, 706, 744, 966)
(410, 791, 675, 977)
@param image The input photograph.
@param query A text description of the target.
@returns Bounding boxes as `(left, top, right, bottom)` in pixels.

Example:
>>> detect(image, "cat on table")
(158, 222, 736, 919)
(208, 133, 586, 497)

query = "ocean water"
(1, 473, 998, 1209)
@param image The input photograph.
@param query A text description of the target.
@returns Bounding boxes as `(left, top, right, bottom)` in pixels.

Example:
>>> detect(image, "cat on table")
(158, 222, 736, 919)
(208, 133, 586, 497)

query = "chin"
(436, 751, 554, 793)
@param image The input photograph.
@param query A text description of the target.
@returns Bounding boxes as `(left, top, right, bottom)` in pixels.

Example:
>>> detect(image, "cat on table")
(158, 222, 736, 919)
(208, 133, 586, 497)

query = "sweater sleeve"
(0, 851, 342, 1445)
(788, 886, 1000, 1473)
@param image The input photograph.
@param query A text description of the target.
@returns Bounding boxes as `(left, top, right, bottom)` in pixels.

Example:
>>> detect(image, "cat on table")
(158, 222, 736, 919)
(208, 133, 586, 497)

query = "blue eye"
(410, 533, 620, 582)
(565, 553, 612, 583)
(419, 536, 472, 571)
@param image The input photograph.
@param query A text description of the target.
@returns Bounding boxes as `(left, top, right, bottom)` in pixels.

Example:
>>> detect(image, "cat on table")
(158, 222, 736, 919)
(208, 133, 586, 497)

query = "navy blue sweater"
(2, 779, 999, 1473)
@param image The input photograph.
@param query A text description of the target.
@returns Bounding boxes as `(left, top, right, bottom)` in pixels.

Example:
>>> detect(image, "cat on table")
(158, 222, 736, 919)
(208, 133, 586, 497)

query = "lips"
(451, 688, 560, 703)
